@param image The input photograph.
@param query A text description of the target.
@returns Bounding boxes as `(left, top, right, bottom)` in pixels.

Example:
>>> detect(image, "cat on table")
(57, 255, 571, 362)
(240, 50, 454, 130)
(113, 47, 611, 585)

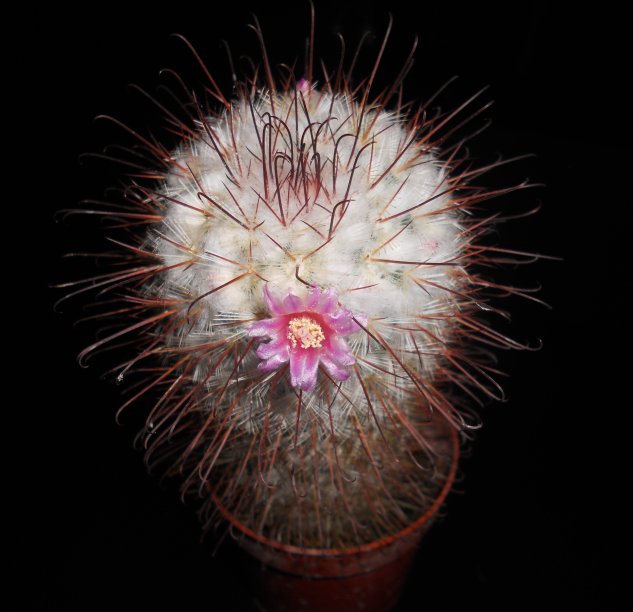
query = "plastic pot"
(214, 422, 459, 612)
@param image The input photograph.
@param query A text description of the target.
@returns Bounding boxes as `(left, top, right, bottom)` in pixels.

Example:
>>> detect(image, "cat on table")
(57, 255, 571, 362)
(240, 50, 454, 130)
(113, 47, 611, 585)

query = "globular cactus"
(66, 15, 537, 549)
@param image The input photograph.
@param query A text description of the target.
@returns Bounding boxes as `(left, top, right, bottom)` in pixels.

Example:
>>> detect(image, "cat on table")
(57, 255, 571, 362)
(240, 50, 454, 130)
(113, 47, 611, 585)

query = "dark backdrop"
(30, 1, 627, 609)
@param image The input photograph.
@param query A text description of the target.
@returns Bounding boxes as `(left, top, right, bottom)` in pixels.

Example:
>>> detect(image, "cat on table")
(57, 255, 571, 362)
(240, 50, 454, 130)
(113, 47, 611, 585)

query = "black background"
(29, 1, 627, 609)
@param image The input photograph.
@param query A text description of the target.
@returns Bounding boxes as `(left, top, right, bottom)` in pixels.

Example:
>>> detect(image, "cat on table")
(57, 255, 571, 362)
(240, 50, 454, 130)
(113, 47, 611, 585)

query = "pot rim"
(212, 420, 459, 558)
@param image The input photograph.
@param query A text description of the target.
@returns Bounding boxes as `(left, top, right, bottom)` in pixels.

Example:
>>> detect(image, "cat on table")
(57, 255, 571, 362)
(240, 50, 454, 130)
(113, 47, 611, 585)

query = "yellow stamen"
(288, 317, 325, 349)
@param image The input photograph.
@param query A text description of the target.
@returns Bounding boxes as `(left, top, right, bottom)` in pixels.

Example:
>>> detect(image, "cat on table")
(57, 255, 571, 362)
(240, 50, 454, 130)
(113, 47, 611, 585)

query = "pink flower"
(248, 285, 365, 392)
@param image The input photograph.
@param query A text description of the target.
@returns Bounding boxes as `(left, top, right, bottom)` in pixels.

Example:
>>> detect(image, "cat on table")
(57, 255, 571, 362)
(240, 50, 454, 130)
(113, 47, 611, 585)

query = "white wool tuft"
(149, 89, 467, 435)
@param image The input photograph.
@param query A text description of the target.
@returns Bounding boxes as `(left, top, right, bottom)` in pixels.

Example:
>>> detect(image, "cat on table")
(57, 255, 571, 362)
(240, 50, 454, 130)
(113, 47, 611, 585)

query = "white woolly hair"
(161, 90, 460, 318)
(151, 88, 465, 428)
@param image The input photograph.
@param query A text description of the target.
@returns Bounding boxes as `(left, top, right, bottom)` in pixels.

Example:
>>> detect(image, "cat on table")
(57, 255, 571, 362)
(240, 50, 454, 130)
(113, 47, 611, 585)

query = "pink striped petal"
(282, 292, 303, 313)
(326, 311, 358, 334)
(263, 284, 285, 315)
(328, 337, 356, 366)
(256, 337, 288, 359)
(318, 287, 338, 314)
(354, 313, 368, 328)
(306, 285, 321, 310)
(258, 349, 290, 372)
(248, 317, 284, 338)
(320, 356, 351, 382)
(289, 349, 320, 391)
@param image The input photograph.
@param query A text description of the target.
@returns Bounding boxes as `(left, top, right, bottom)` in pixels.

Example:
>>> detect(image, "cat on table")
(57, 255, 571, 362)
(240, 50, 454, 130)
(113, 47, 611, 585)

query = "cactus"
(66, 15, 538, 550)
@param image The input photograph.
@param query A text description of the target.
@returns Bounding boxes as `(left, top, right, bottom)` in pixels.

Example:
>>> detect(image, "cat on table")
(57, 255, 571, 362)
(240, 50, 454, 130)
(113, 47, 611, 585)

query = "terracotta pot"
(214, 423, 459, 612)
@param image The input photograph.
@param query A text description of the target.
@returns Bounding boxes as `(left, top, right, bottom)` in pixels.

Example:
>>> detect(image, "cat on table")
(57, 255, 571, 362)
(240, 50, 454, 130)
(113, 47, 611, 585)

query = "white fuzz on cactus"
(154, 88, 464, 432)
(68, 19, 538, 549)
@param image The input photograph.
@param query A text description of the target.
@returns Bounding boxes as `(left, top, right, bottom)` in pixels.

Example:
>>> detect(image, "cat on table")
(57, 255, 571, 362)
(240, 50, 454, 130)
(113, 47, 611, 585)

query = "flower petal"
(248, 317, 284, 338)
(282, 292, 303, 313)
(355, 313, 368, 327)
(318, 287, 338, 314)
(258, 348, 290, 372)
(289, 349, 320, 391)
(320, 355, 351, 382)
(256, 337, 288, 359)
(263, 284, 285, 315)
(326, 310, 360, 335)
(327, 337, 356, 366)
(306, 285, 321, 310)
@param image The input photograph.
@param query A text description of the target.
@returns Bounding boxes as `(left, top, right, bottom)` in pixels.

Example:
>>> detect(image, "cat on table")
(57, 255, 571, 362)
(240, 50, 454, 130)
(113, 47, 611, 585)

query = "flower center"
(287, 316, 325, 349)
